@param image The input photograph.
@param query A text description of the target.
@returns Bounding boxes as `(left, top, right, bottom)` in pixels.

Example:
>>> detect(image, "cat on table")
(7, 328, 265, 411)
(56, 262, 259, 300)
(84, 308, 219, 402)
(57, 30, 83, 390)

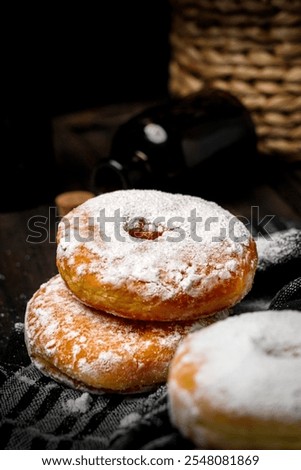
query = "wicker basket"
(169, 0, 301, 161)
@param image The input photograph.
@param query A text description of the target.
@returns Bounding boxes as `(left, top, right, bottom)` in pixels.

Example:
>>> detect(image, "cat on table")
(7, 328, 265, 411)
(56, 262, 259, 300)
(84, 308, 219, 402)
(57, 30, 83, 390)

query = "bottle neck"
(91, 156, 154, 195)
(91, 159, 128, 194)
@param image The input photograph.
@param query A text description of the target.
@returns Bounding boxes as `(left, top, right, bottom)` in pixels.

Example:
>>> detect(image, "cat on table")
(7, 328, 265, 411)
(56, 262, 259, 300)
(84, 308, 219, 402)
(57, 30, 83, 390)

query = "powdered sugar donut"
(168, 310, 301, 449)
(56, 189, 257, 321)
(25, 275, 228, 394)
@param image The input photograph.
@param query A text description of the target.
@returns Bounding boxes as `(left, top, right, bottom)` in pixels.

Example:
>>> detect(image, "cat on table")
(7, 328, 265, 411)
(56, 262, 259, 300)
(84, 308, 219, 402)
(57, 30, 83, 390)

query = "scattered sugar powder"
(119, 412, 141, 427)
(14, 322, 24, 333)
(256, 228, 301, 271)
(63, 392, 92, 414)
(15, 370, 37, 386)
(57, 190, 253, 301)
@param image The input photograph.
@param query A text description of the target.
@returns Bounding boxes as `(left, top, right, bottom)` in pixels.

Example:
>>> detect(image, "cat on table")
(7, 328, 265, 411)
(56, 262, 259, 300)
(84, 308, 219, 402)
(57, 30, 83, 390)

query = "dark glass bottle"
(91, 88, 257, 200)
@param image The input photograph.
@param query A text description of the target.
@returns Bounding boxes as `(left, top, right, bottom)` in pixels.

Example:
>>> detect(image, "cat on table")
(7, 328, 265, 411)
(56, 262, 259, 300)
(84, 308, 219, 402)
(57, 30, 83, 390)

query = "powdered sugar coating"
(56, 190, 256, 320)
(25, 275, 228, 393)
(168, 310, 301, 445)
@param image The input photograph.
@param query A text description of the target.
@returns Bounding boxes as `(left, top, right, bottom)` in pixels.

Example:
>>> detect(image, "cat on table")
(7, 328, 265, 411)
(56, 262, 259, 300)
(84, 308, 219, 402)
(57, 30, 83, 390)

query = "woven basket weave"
(169, 0, 301, 160)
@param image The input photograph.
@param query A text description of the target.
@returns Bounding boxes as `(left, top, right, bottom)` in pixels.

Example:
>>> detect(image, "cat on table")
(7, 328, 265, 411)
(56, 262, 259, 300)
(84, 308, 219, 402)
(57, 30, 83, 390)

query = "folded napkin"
(1, 228, 300, 450)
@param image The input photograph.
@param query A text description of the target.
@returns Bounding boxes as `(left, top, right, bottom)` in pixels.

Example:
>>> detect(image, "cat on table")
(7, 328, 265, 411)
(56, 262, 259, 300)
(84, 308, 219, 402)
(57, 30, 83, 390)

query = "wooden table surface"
(0, 206, 57, 364)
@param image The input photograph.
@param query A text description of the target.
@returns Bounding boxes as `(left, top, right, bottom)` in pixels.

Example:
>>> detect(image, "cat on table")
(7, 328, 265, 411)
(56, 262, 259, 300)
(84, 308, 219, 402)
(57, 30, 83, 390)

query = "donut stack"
(25, 189, 257, 394)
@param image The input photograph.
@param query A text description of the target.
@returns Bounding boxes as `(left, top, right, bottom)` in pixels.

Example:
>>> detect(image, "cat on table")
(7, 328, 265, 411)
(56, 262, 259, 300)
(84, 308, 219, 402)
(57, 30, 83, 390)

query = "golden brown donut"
(56, 189, 257, 321)
(25, 275, 228, 394)
(168, 310, 301, 449)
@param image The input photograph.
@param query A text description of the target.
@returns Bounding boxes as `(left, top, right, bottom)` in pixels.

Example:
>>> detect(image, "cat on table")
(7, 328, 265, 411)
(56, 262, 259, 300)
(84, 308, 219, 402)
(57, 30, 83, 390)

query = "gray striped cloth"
(1, 228, 300, 450)
(0, 365, 186, 450)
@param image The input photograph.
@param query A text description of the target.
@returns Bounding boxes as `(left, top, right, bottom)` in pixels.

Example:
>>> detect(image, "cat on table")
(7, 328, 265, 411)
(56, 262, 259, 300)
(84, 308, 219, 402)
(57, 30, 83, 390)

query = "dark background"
(1, 2, 171, 211)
